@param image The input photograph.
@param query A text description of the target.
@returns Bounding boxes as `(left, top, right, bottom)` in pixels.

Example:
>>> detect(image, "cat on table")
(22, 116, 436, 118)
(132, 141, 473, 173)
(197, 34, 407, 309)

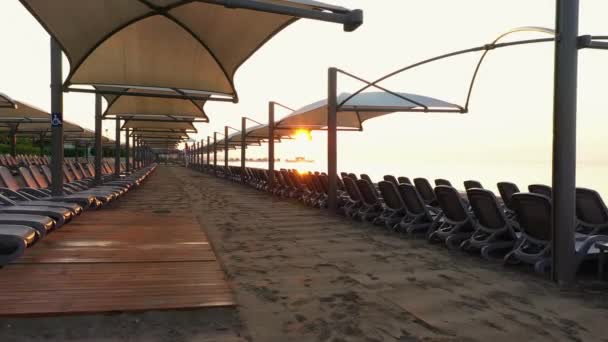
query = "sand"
(2, 165, 608, 342)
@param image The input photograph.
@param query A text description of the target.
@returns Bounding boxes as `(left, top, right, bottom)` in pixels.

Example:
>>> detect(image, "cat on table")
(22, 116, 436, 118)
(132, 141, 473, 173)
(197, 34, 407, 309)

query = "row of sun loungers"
(0, 154, 157, 266)
(197, 164, 608, 277)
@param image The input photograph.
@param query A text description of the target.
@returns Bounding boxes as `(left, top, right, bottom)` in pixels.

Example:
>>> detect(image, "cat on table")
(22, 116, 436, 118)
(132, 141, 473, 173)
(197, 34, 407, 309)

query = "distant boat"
(286, 156, 314, 163)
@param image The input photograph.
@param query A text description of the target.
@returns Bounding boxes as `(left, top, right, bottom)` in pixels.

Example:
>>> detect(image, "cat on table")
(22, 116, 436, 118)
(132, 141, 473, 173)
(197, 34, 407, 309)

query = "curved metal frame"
(338, 27, 556, 113)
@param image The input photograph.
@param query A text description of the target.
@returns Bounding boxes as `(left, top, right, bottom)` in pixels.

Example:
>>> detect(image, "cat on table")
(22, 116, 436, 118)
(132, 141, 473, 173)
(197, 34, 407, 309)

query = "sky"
(1, 0, 608, 169)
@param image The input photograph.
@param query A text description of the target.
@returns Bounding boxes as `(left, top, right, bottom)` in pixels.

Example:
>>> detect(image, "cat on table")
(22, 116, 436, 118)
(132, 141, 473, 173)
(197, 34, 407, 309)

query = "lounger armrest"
(0, 187, 34, 201)
(19, 187, 52, 199)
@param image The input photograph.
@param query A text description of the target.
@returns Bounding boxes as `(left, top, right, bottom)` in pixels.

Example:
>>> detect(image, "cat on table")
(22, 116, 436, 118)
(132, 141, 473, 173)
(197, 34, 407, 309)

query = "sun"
(294, 129, 312, 142)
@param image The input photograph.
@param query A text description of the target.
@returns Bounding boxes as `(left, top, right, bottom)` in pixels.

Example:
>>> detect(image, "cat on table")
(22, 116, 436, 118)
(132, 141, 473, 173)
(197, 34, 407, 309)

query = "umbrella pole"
(551, 0, 579, 286)
(327, 68, 338, 213)
(50, 38, 64, 196)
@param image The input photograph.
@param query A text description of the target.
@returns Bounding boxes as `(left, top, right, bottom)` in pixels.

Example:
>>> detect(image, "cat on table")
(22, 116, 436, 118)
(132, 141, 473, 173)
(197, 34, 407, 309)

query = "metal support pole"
(213, 132, 218, 175)
(50, 38, 64, 196)
(94, 94, 103, 184)
(224, 126, 229, 173)
(199, 139, 205, 171)
(114, 117, 121, 177)
(268, 102, 275, 190)
(207, 136, 211, 169)
(9, 129, 17, 157)
(241, 117, 247, 183)
(125, 128, 130, 172)
(551, 0, 579, 286)
(327, 67, 338, 213)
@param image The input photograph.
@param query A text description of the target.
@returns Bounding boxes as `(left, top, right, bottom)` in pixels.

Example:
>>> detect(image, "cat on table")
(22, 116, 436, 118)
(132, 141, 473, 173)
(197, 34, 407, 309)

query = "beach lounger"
(355, 179, 384, 223)
(434, 179, 452, 187)
(464, 180, 483, 190)
(413, 178, 437, 206)
(397, 183, 440, 234)
(462, 188, 518, 259)
(0, 195, 71, 228)
(42, 165, 125, 201)
(497, 182, 521, 219)
(342, 177, 363, 219)
(397, 176, 412, 185)
(5, 166, 100, 208)
(528, 184, 552, 197)
(383, 175, 399, 187)
(0, 213, 55, 238)
(575, 188, 608, 235)
(504, 193, 608, 274)
(0, 225, 38, 266)
(377, 181, 407, 229)
(428, 186, 475, 248)
(360, 174, 373, 184)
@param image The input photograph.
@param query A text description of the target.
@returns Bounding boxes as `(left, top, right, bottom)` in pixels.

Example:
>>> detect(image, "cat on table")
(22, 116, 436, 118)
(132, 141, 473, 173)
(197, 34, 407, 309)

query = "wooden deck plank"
(0, 171, 235, 316)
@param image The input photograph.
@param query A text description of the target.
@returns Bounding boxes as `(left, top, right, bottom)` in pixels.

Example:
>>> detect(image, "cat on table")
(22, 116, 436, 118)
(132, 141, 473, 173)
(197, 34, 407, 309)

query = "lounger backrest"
(343, 177, 362, 202)
(575, 188, 608, 225)
(41, 165, 53, 185)
(398, 183, 426, 215)
(435, 185, 469, 222)
(398, 176, 412, 185)
(497, 182, 520, 210)
(512, 193, 552, 241)
(340, 172, 349, 180)
(310, 174, 323, 194)
(467, 188, 507, 230)
(356, 179, 379, 206)
(360, 174, 373, 184)
(0, 166, 20, 191)
(18, 167, 40, 189)
(77, 163, 92, 178)
(63, 164, 76, 182)
(464, 180, 483, 190)
(434, 179, 452, 187)
(70, 163, 84, 180)
(87, 163, 95, 177)
(347, 173, 358, 180)
(319, 175, 329, 194)
(413, 178, 435, 205)
(29, 166, 49, 188)
(528, 184, 552, 198)
(383, 175, 399, 187)
(0, 155, 6, 166)
(378, 181, 404, 210)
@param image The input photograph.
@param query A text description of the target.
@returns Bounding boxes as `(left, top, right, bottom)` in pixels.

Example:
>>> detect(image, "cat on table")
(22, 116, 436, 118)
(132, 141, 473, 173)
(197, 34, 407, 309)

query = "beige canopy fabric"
(21, 0, 350, 99)
(0, 93, 17, 109)
(101, 87, 209, 121)
(0, 99, 84, 135)
(122, 120, 197, 132)
(0, 100, 51, 123)
(276, 92, 463, 131)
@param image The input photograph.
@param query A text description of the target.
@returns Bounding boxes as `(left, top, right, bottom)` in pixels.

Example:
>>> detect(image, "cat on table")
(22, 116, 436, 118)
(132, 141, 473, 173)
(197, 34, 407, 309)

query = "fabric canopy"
(101, 87, 209, 121)
(0, 99, 83, 135)
(276, 92, 463, 130)
(0, 93, 17, 109)
(21, 0, 351, 99)
(122, 120, 197, 132)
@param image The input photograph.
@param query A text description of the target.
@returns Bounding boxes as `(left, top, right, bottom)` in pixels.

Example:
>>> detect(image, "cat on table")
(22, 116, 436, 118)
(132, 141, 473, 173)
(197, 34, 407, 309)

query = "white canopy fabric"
(21, 0, 351, 98)
(276, 92, 463, 130)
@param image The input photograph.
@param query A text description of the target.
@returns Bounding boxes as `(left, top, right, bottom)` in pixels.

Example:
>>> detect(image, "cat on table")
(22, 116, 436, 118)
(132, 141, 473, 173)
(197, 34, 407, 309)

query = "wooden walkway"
(0, 171, 234, 316)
